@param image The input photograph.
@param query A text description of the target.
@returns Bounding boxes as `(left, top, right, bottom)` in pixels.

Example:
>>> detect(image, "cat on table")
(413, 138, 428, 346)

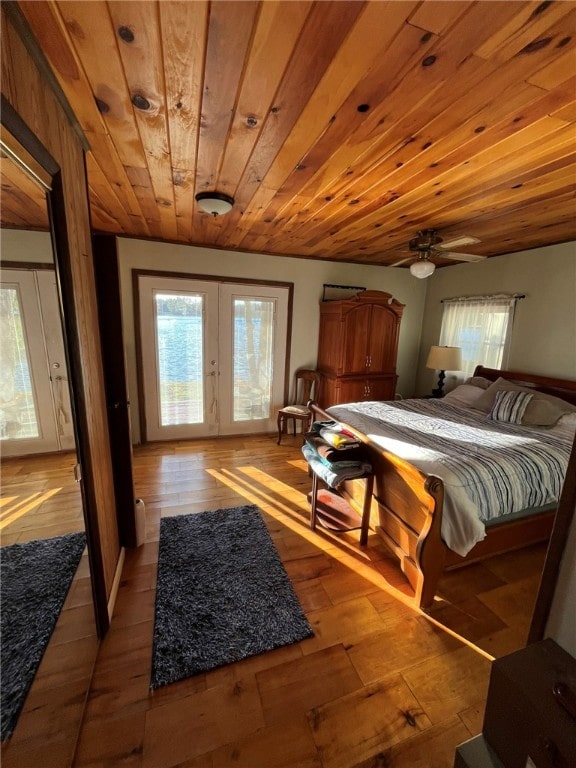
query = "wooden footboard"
(309, 402, 447, 610)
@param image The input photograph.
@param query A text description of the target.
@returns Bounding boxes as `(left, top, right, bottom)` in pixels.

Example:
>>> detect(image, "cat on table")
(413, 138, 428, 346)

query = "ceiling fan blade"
(441, 251, 486, 262)
(440, 235, 481, 249)
(389, 257, 413, 267)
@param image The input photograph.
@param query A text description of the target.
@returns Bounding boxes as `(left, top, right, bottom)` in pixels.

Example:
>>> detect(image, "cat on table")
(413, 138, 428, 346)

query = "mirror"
(0, 132, 98, 760)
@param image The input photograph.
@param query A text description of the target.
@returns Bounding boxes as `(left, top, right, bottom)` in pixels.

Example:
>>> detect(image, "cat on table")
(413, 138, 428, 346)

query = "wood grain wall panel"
(220, 0, 368, 247)
(1, 6, 120, 606)
(328, 105, 571, 251)
(52, 1, 147, 169)
(0, 155, 48, 226)
(304, 116, 573, 257)
(408, 0, 469, 35)
(108, 2, 178, 242)
(85, 153, 135, 234)
(264, 17, 574, 253)
(6, 1, 576, 264)
(195, 0, 259, 194)
(216, 1, 312, 198)
(474, 2, 575, 63)
(246, 19, 435, 232)
(229, 1, 415, 244)
(18, 1, 151, 227)
(528, 47, 576, 90)
(160, 0, 208, 240)
(125, 165, 162, 231)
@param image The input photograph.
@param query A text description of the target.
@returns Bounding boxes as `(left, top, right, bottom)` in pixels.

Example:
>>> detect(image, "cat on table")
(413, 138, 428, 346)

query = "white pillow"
(443, 384, 487, 408)
(464, 376, 493, 390)
(549, 412, 576, 437)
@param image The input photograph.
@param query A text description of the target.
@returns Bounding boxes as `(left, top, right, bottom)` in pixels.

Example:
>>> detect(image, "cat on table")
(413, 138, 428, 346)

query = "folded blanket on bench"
(302, 443, 372, 489)
(304, 433, 368, 464)
(311, 420, 362, 450)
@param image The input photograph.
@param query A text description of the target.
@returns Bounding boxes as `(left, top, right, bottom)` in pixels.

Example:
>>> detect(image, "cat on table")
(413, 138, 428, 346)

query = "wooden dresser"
(316, 290, 404, 407)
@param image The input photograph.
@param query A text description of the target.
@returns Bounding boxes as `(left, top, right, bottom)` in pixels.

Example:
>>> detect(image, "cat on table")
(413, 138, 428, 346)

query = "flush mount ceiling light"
(195, 191, 234, 216)
(410, 256, 436, 279)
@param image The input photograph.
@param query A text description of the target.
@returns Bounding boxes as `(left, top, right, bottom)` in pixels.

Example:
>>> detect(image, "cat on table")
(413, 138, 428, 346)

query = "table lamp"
(426, 345, 462, 398)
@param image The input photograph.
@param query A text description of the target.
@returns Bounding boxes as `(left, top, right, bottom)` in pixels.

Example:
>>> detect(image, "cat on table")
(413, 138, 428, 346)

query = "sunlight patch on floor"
(206, 462, 497, 664)
(0, 487, 61, 530)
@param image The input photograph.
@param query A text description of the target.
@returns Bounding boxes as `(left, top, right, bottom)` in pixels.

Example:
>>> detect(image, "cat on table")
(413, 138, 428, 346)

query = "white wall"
(1, 228, 53, 263)
(117, 238, 427, 443)
(415, 241, 576, 395)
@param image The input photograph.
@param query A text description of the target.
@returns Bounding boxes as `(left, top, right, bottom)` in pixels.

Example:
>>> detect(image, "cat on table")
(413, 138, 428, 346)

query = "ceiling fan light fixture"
(195, 191, 234, 216)
(410, 258, 436, 279)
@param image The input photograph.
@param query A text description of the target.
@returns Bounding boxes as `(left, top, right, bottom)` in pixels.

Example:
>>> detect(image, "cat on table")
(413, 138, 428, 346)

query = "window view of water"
(157, 314, 203, 425)
(155, 294, 274, 426)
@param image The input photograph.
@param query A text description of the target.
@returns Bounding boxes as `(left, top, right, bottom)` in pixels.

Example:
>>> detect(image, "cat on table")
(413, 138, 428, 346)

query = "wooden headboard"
(474, 366, 576, 407)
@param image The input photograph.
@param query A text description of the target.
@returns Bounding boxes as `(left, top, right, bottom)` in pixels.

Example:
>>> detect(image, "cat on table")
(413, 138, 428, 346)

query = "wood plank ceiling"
(3, 0, 576, 268)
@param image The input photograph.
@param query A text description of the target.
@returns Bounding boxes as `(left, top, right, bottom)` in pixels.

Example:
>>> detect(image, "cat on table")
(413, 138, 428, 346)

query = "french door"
(138, 276, 289, 440)
(0, 269, 75, 456)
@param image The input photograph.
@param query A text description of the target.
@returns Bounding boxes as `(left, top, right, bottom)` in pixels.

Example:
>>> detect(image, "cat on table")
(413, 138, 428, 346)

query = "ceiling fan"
(392, 229, 486, 278)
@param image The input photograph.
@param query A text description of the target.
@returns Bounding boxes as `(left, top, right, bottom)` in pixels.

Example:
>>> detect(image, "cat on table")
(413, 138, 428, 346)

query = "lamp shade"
(195, 191, 234, 216)
(426, 345, 462, 371)
(410, 259, 435, 279)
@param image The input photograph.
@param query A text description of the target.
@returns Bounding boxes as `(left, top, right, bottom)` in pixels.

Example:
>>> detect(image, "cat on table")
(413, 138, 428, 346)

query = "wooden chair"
(277, 369, 320, 444)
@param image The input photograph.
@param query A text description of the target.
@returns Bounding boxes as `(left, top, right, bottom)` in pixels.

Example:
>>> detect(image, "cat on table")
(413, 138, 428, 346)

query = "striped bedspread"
(326, 399, 573, 556)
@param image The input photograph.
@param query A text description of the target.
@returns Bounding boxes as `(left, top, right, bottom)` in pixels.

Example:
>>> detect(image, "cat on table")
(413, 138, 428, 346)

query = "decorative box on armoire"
(316, 290, 404, 408)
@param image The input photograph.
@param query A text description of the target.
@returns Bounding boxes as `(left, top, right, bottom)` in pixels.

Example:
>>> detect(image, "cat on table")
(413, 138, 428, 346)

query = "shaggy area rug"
(1, 531, 86, 740)
(151, 504, 313, 688)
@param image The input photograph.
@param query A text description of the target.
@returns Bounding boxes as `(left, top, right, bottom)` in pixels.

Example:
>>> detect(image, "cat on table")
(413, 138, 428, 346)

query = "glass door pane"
(0, 285, 39, 439)
(232, 298, 274, 422)
(155, 292, 204, 426)
(139, 276, 219, 441)
(0, 271, 60, 455)
(219, 284, 289, 436)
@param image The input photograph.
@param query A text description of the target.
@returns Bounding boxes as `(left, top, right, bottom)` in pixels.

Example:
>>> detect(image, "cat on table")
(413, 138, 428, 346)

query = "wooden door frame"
(1, 96, 110, 636)
(92, 234, 137, 548)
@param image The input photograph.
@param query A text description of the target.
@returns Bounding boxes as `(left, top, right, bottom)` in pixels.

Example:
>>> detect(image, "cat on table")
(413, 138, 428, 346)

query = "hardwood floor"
(1, 435, 547, 767)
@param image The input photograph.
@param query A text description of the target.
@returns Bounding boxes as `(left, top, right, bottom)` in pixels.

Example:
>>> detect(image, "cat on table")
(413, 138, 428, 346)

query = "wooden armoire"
(316, 290, 404, 407)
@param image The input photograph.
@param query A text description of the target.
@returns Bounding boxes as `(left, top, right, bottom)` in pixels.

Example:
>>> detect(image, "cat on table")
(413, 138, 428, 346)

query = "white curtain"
(439, 295, 518, 380)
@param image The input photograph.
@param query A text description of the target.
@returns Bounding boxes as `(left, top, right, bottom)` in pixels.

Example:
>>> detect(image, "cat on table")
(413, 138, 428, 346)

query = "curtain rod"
(441, 293, 526, 303)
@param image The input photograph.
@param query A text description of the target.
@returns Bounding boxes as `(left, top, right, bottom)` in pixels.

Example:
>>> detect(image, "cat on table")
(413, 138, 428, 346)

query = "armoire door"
(342, 304, 372, 374)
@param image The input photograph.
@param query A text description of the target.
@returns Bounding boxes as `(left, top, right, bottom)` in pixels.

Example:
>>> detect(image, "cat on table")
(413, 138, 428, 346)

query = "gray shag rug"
(1, 531, 86, 740)
(151, 505, 313, 688)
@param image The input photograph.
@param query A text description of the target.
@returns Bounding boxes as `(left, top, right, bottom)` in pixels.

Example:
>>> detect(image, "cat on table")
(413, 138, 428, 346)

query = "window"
(439, 296, 518, 379)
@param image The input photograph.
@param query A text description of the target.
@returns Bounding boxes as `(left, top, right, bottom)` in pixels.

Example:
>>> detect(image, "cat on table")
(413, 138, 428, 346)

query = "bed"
(310, 366, 576, 611)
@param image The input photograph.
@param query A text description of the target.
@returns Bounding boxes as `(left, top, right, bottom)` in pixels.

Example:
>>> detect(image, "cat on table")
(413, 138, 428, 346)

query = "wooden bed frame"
(310, 365, 576, 611)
